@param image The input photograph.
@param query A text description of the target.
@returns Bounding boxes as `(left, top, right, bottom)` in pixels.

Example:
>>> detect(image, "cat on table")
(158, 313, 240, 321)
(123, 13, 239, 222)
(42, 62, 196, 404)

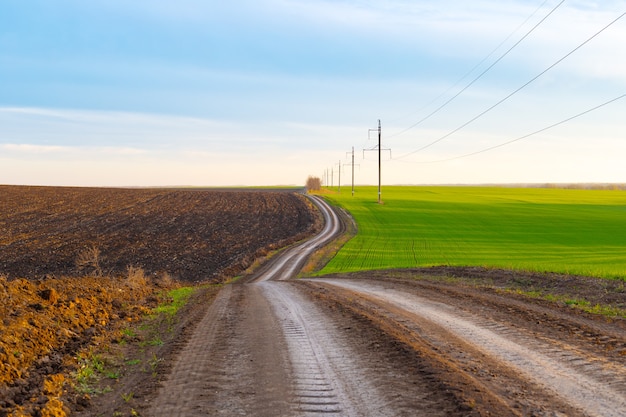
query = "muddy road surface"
(147, 196, 626, 416)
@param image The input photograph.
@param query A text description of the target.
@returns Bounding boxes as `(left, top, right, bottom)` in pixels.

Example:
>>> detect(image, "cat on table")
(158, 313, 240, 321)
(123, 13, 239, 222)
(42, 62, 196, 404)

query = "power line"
(388, 0, 563, 138)
(402, 93, 625, 164)
(386, 0, 552, 126)
(396, 11, 626, 160)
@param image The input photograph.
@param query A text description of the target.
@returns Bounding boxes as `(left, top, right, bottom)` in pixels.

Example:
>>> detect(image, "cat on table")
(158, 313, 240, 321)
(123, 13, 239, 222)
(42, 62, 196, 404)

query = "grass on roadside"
(506, 288, 626, 319)
(394, 269, 626, 320)
(71, 284, 200, 400)
(152, 287, 196, 317)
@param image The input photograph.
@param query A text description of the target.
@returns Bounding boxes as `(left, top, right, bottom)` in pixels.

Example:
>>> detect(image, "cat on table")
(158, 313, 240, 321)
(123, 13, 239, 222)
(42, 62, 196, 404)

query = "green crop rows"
(319, 186, 626, 280)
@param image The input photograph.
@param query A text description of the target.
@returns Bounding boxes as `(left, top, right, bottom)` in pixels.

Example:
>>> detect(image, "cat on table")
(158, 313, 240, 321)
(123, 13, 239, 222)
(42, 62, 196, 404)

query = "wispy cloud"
(0, 104, 360, 186)
(0, 107, 231, 149)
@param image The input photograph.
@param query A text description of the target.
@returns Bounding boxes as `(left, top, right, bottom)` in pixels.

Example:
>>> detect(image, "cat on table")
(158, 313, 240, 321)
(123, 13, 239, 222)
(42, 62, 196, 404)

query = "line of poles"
(322, 119, 389, 203)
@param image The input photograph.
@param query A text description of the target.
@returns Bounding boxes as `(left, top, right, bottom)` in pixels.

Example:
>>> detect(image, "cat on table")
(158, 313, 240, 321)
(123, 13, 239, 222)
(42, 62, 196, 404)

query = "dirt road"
(147, 196, 626, 416)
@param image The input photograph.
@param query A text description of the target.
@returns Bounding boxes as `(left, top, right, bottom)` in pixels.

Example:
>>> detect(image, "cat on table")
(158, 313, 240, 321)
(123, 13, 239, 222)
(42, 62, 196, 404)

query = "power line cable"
(388, 0, 564, 138)
(400, 93, 625, 164)
(386, 0, 552, 125)
(396, 11, 626, 160)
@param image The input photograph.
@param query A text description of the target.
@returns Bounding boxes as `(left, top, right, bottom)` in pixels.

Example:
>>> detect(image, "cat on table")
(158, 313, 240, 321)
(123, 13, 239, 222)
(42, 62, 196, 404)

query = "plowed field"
(0, 186, 319, 282)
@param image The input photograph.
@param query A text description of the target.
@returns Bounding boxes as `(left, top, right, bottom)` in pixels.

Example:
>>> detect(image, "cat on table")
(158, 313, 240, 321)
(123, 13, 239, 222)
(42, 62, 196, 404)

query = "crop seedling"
(74, 353, 116, 394)
(74, 360, 96, 394)
(149, 353, 161, 377)
(105, 370, 120, 379)
(147, 336, 164, 347)
(121, 328, 137, 338)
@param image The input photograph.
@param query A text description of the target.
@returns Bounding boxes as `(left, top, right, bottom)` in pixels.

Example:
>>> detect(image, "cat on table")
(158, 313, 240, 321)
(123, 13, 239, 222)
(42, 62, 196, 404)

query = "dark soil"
(0, 186, 320, 282)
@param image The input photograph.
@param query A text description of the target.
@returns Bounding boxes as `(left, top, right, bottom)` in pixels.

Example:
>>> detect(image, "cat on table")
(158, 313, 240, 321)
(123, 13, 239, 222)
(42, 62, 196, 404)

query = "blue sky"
(1, 0, 624, 186)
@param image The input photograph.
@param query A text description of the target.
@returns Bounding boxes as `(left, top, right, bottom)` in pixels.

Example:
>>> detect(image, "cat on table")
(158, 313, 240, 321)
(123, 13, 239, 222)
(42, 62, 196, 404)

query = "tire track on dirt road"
(310, 278, 626, 417)
(148, 283, 296, 416)
(147, 285, 234, 417)
(259, 281, 387, 416)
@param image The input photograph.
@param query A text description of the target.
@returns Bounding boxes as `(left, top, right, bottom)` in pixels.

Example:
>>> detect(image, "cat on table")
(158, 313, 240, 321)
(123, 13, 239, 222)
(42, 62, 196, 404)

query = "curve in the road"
(250, 195, 341, 282)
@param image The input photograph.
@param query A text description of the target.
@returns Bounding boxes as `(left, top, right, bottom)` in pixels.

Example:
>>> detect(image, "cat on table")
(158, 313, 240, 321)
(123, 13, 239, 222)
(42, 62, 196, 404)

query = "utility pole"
(364, 119, 391, 204)
(336, 160, 342, 192)
(346, 147, 359, 197)
(377, 119, 381, 203)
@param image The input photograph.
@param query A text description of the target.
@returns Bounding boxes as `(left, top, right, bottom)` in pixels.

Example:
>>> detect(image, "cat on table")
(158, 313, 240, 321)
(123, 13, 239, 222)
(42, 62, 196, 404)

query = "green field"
(319, 186, 626, 280)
